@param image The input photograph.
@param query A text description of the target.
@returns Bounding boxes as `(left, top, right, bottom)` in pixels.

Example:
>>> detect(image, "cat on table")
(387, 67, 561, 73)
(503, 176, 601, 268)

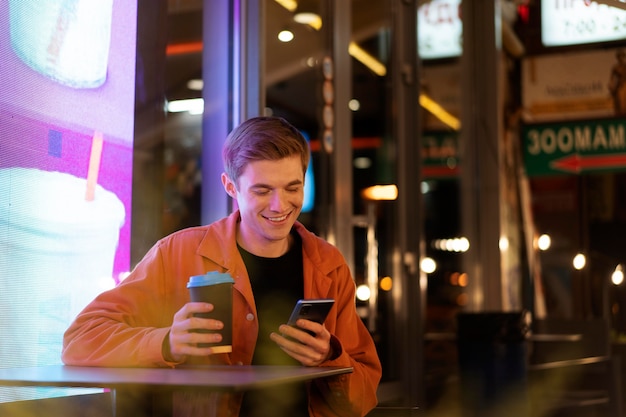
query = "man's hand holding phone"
(269, 299, 335, 367)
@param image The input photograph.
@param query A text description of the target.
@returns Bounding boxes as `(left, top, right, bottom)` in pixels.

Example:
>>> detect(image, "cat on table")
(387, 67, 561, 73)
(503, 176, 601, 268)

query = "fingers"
(270, 321, 332, 367)
(167, 303, 226, 361)
(173, 302, 213, 321)
(291, 319, 323, 337)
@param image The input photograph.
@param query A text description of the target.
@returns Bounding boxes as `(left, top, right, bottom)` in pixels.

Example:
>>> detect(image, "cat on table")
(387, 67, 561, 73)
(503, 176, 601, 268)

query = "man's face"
(222, 155, 304, 256)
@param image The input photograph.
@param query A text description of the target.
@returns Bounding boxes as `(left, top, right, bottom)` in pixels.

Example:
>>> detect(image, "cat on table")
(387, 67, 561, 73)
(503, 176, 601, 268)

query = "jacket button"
(246, 313, 254, 321)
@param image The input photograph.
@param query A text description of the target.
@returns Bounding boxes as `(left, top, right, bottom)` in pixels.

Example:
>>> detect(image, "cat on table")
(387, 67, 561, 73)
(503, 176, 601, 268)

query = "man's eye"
(253, 189, 270, 195)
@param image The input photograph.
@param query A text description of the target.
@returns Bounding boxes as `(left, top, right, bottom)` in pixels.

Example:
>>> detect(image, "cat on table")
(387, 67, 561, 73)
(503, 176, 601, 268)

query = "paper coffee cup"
(187, 272, 235, 353)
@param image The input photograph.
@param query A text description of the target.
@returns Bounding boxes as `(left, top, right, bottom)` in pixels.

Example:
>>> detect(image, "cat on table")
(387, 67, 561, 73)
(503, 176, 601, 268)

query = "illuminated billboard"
(542, 0, 626, 47)
(418, 0, 462, 60)
(0, 0, 137, 402)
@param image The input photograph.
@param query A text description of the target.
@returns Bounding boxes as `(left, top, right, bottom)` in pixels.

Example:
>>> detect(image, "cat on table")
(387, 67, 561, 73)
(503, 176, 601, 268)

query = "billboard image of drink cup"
(8, 0, 113, 89)
(0, 167, 125, 401)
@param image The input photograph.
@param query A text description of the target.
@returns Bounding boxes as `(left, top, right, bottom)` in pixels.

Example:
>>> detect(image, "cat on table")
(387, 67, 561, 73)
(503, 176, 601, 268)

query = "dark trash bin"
(456, 311, 531, 417)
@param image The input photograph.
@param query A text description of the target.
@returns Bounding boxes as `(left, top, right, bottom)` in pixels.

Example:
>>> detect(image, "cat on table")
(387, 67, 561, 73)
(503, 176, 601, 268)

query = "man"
(62, 116, 382, 416)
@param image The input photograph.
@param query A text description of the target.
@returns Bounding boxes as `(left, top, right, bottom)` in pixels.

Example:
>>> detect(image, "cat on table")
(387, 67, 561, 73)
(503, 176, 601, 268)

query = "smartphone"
(287, 299, 335, 335)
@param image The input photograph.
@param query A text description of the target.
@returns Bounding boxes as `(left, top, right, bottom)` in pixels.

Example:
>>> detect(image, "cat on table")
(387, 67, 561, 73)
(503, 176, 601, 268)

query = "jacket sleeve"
(62, 241, 182, 367)
(308, 264, 382, 417)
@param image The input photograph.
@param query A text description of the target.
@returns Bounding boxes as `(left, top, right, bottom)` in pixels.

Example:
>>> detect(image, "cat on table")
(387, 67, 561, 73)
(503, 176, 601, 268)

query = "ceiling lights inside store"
(166, 98, 203, 115)
(274, 0, 297, 12)
(612, 264, 624, 285)
(166, 1, 459, 133)
(278, 28, 295, 42)
(419, 93, 461, 131)
(573, 253, 586, 270)
(348, 42, 386, 76)
(537, 233, 551, 251)
(293, 0, 322, 30)
(186, 79, 203, 91)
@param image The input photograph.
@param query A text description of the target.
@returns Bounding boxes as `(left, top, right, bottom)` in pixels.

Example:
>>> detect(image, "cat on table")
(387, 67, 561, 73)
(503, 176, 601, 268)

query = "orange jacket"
(62, 211, 381, 416)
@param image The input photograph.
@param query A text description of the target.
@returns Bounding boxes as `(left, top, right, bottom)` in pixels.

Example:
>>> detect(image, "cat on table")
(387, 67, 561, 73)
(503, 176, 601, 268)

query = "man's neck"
(236, 230, 292, 258)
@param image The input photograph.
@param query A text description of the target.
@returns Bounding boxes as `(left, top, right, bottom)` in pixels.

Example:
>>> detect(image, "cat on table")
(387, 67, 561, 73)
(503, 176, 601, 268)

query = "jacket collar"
(196, 210, 342, 298)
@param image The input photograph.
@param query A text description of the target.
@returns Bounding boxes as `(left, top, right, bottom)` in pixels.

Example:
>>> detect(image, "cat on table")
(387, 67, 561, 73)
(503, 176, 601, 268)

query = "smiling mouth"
(265, 213, 289, 222)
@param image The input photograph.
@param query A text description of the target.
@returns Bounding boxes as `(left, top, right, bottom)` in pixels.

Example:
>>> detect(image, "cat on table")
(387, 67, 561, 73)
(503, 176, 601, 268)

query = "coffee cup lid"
(187, 272, 235, 287)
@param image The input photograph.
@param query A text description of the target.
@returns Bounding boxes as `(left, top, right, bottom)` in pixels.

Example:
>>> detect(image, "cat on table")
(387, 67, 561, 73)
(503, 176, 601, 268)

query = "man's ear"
(221, 172, 237, 198)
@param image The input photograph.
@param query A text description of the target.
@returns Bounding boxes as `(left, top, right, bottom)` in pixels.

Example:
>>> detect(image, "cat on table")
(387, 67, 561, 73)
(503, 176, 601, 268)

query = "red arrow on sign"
(550, 153, 626, 173)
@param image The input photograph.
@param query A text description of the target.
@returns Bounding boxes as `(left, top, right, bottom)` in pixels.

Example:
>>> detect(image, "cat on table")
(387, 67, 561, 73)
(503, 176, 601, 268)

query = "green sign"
(422, 131, 459, 179)
(522, 119, 626, 176)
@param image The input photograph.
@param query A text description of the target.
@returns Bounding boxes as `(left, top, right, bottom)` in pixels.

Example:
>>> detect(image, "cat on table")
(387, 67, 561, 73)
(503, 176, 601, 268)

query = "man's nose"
(269, 190, 288, 211)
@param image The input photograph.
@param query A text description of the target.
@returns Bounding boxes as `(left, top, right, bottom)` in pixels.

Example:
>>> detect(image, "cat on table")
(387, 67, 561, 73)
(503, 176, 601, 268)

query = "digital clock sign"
(542, 0, 626, 47)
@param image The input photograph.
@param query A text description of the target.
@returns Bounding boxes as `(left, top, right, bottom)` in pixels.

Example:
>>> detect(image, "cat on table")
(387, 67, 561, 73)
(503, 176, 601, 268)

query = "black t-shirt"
(237, 231, 309, 417)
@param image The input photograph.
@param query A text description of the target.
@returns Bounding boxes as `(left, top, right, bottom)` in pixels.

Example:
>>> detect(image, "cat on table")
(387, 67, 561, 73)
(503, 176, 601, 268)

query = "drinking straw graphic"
(85, 131, 103, 201)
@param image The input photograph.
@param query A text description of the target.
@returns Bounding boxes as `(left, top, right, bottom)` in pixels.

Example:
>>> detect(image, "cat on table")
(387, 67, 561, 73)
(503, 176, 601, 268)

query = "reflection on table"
(0, 365, 353, 417)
